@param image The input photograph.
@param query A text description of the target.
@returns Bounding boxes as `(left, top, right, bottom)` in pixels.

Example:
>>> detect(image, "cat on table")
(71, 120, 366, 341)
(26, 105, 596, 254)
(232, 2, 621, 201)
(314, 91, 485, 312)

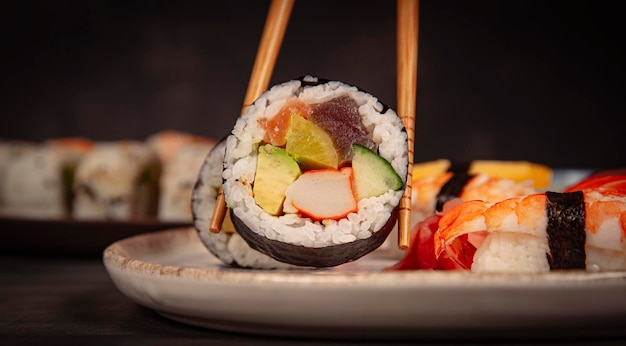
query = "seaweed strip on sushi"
(192, 139, 298, 269)
(221, 76, 409, 267)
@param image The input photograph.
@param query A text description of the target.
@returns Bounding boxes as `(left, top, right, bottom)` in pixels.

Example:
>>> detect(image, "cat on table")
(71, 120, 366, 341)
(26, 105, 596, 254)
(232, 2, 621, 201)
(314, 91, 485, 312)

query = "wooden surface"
(1, 254, 625, 344)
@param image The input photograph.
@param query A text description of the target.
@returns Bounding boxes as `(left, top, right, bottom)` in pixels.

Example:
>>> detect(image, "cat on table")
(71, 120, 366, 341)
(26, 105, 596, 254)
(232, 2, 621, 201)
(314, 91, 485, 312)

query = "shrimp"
(435, 186, 626, 273)
(389, 173, 538, 270)
(411, 172, 538, 225)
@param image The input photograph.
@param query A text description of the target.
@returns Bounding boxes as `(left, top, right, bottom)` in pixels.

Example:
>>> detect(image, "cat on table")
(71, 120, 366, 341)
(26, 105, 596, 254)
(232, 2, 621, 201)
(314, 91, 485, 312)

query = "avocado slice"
(253, 144, 302, 215)
(351, 144, 403, 200)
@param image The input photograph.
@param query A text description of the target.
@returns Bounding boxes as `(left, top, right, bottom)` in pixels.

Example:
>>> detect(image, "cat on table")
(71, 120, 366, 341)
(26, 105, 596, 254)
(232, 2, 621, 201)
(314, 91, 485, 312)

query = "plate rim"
(103, 227, 626, 287)
(102, 227, 626, 340)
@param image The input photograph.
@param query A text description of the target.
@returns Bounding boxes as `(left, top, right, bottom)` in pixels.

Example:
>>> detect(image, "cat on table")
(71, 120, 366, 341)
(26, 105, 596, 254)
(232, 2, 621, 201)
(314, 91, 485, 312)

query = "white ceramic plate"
(104, 227, 626, 341)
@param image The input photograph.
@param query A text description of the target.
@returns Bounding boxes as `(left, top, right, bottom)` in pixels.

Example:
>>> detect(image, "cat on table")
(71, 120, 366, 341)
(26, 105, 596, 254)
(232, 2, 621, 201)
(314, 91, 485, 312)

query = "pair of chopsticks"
(209, 0, 294, 234)
(210, 0, 419, 251)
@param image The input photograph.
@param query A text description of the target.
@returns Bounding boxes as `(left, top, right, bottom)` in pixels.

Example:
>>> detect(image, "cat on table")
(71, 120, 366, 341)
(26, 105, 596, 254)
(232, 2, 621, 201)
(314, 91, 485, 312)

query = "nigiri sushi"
(412, 159, 553, 189)
(411, 171, 541, 226)
(389, 167, 545, 269)
(435, 175, 626, 273)
(220, 76, 408, 267)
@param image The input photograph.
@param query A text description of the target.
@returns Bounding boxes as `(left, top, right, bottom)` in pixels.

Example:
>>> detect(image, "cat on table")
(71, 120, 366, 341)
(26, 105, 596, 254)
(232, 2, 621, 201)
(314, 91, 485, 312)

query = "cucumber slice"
(351, 144, 403, 200)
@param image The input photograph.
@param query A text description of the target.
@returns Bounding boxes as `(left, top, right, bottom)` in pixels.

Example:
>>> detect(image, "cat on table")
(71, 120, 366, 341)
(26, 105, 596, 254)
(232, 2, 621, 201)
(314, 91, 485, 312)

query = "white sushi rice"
(586, 246, 626, 272)
(222, 76, 408, 249)
(472, 232, 550, 273)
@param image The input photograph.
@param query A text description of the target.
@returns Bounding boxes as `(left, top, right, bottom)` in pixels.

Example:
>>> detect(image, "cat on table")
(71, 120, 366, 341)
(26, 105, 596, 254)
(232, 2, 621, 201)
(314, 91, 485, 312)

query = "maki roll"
(221, 76, 409, 267)
(158, 140, 216, 222)
(0, 138, 93, 218)
(146, 130, 215, 164)
(72, 141, 161, 220)
(192, 139, 297, 269)
(0, 140, 37, 213)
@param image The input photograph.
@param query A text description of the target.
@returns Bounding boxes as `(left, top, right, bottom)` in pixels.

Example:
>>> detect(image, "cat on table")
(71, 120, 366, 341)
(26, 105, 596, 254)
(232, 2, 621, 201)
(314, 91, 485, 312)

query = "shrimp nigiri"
(389, 172, 542, 270)
(435, 176, 626, 273)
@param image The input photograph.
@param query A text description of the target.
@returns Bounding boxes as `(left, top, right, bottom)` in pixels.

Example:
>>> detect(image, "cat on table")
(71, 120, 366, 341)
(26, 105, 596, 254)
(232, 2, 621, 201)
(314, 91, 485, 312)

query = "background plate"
(0, 217, 190, 257)
(104, 227, 626, 341)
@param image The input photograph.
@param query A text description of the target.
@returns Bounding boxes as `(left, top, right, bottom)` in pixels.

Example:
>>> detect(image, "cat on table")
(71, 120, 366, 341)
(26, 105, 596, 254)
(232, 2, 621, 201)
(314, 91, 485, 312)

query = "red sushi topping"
(308, 95, 375, 166)
(259, 96, 375, 168)
(260, 99, 311, 147)
(386, 213, 464, 271)
(564, 175, 626, 195)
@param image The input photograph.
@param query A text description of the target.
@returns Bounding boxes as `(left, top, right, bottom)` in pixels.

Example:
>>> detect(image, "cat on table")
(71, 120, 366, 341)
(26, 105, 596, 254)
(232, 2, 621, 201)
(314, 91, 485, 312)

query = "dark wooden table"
(0, 255, 326, 345)
(2, 254, 626, 346)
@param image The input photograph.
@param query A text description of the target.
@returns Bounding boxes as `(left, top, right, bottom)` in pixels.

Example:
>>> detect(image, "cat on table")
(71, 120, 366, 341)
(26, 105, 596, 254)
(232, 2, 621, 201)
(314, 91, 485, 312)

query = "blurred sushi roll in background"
(0, 130, 225, 223)
(0, 140, 37, 210)
(219, 76, 409, 267)
(158, 140, 217, 222)
(0, 138, 93, 218)
(72, 140, 161, 220)
(147, 130, 216, 165)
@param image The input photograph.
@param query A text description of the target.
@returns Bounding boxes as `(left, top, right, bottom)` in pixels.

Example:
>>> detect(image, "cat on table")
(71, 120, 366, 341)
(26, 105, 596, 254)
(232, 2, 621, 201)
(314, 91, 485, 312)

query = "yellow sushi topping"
(412, 159, 553, 189)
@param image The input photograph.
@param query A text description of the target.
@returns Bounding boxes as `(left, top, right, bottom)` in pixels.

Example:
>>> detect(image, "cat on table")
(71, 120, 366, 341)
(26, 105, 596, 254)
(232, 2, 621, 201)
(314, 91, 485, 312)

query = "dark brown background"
(1, 0, 624, 169)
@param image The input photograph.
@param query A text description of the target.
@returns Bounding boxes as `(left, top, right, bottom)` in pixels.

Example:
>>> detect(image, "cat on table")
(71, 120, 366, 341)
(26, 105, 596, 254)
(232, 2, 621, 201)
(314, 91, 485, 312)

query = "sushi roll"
(434, 175, 626, 273)
(158, 140, 217, 222)
(72, 140, 161, 220)
(192, 139, 297, 269)
(0, 140, 37, 212)
(147, 130, 216, 164)
(221, 76, 409, 267)
(0, 138, 93, 219)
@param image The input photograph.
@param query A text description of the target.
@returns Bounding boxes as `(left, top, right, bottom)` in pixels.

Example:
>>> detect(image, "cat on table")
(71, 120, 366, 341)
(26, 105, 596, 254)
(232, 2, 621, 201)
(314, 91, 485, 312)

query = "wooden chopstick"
(210, 0, 294, 233)
(396, 0, 419, 249)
